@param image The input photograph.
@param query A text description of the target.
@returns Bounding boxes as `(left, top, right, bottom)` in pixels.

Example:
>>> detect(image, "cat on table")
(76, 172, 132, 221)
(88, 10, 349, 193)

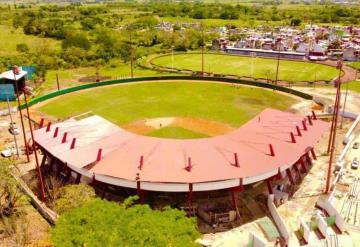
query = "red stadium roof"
(34, 108, 329, 192)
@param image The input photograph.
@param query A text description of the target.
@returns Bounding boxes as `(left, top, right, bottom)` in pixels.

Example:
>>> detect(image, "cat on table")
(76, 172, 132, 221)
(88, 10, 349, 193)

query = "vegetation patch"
(345, 80, 360, 94)
(51, 198, 200, 247)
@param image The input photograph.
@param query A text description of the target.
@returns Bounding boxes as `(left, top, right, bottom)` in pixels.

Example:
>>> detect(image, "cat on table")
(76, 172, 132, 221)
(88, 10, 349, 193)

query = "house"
(211, 38, 228, 50)
(343, 47, 360, 61)
(234, 40, 247, 48)
(296, 43, 310, 54)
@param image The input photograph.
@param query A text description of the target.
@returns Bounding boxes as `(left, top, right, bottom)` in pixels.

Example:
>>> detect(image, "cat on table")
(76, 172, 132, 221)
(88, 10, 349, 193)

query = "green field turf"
(37, 81, 298, 138)
(151, 53, 339, 83)
(345, 80, 360, 93)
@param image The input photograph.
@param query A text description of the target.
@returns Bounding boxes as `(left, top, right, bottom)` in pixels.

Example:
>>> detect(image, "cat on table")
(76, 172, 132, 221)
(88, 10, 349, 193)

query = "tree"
(0, 159, 23, 217)
(54, 184, 95, 215)
(62, 32, 91, 51)
(290, 18, 301, 26)
(51, 198, 201, 247)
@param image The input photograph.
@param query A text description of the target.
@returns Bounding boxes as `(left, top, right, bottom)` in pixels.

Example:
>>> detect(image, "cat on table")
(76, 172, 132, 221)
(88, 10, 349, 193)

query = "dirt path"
(317, 61, 358, 83)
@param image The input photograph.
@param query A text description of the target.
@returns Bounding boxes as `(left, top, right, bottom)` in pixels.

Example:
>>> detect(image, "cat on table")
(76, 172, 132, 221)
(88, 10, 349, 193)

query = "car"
(8, 122, 20, 135)
(1, 147, 16, 158)
(351, 158, 359, 170)
(353, 142, 359, 149)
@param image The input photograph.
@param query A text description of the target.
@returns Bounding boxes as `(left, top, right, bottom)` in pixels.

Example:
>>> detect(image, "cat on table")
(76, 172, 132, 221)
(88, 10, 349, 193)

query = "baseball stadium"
(23, 76, 330, 233)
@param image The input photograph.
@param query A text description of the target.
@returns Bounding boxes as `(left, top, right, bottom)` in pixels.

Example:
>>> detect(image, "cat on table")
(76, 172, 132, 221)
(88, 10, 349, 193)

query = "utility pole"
(56, 73, 60, 91)
(129, 30, 134, 78)
(275, 39, 281, 85)
(250, 52, 256, 79)
(325, 59, 342, 194)
(12, 68, 30, 162)
(201, 27, 205, 77)
(327, 59, 343, 155)
(23, 84, 46, 202)
(340, 79, 349, 129)
(6, 97, 19, 158)
(341, 68, 359, 129)
(171, 45, 174, 70)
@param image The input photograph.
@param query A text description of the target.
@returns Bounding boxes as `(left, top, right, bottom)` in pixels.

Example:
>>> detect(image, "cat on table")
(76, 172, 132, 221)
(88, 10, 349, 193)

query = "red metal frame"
(23, 92, 46, 202)
(325, 66, 342, 193)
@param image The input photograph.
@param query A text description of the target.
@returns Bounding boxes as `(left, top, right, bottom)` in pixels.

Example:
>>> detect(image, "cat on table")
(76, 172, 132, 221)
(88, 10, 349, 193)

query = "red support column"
(300, 158, 307, 173)
(65, 168, 72, 181)
(136, 180, 141, 198)
(233, 153, 239, 167)
(101, 186, 107, 199)
(312, 111, 317, 120)
(306, 152, 312, 166)
(188, 183, 193, 215)
(185, 157, 193, 172)
(302, 120, 307, 131)
(97, 148, 102, 162)
(53, 127, 59, 138)
(310, 148, 317, 160)
(286, 168, 295, 185)
(290, 132, 296, 143)
(138, 155, 144, 170)
(75, 173, 82, 184)
(269, 144, 275, 156)
(39, 118, 44, 128)
(91, 174, 97, 186)
(293, 163, 299, 174)
(46, 122, 51, 132)
(293, 163, 301, 181)
(70, 138, 76, 149)
(296, 126, 302, 137)
(40, 152, 47, 167)
(48, 157, 55, 173)
(231, 189, 237, 209)
(61, 132, 67, 143)
(266, 179, 273, 194)
(307, 115, 313, 126)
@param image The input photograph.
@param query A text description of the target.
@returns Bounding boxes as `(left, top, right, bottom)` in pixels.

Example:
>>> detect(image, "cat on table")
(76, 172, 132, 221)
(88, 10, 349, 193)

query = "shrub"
(54, 183, 95, 214)
(0, 159, 23, 217)
(16, 43, 30, 53)
(52, 198, 200, 247)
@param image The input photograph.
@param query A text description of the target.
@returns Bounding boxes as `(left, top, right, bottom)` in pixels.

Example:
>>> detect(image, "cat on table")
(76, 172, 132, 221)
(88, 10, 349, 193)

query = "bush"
(0, 159, 23, 217)
(54, 183, 95, 215)
(16, 43, 30, 53)
(52, 198, 201, 247)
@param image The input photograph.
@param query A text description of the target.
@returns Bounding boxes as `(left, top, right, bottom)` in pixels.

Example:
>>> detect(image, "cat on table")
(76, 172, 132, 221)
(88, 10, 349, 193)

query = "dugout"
(0, 67, 27, 101)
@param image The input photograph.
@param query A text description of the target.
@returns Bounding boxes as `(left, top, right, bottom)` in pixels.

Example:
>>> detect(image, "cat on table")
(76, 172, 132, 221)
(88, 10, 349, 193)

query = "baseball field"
(35, 80, 299, 139)
(151, 53, 339, 83)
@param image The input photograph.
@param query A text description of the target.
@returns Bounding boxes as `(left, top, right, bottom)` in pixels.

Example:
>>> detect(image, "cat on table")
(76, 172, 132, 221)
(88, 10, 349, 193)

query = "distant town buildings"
(153, 20, 359, 62)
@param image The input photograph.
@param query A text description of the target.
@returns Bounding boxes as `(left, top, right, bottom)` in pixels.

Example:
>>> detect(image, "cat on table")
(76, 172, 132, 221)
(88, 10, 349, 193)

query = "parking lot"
(346, 133, 360, 175)
(338, 130, 360, 228)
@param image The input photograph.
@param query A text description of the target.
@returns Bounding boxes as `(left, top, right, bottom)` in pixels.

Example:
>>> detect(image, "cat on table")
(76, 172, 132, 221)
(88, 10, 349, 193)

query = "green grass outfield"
(151, 53, 339, 83)
(345, 80, 360, 93)
(36, 81, 298, 138)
